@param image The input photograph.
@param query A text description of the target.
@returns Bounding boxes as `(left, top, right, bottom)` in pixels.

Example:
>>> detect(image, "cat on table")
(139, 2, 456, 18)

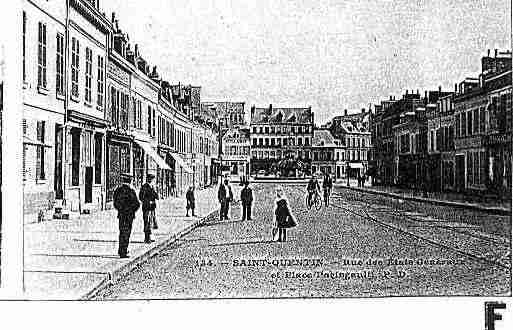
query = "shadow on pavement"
(208, 239, 274, 247)
(32, 253, 121, 259)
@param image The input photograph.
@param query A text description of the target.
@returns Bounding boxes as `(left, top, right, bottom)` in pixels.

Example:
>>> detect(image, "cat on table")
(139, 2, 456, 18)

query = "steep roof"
(312, 129, 338, 147)
(251, 106, 312, 124)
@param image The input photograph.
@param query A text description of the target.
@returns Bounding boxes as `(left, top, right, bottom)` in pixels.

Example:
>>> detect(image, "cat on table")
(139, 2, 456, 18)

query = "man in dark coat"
(113, 174, 140, 258)
(218, 180, 227, 221)
(138, 174, 158, 243)
(322, 173, 333, 207)
(240, 181, 253, 220)
(186, 186, 195, 217)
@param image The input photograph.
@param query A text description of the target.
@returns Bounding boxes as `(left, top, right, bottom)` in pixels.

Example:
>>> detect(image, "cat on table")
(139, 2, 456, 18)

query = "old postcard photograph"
(0, 1, 512, 319)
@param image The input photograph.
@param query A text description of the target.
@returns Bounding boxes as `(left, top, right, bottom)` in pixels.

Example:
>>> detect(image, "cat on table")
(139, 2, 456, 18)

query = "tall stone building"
(454, 49, 512, 195)
(250, 104, 314, 176)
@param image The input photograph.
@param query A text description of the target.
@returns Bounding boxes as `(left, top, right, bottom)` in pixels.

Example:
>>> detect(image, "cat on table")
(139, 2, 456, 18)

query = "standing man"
(240, 181, 253, 220)
(224, 179, 234, 220)
(113, 174, 140, 258)
(218, 179, 228, 221)
(322, 173, 333, 207)
(139, 174, 158, 244)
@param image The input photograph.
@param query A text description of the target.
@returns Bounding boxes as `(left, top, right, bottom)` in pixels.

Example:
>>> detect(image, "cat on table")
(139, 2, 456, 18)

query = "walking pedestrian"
(240, 181, 253, 220)
(186, 186, 195, 217)
(218, 179, 228, 220)
(139, 174, 158, 243)
(273, 189, 297, 242)
(113, 174, 140, 258)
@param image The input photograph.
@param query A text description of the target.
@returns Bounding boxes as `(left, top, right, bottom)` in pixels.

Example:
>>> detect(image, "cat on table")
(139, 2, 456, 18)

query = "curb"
(81, 209, 219, 300)
(337, 185, 511, 216)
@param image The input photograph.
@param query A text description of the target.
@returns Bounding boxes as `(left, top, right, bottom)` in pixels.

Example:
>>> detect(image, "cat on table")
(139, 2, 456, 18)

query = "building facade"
(328, 109, 372, 180)
(250, 104, 314, 176)
(221, 128, 250, 178)
(22, 0, 68, 220)
(63, 0, 111, 213)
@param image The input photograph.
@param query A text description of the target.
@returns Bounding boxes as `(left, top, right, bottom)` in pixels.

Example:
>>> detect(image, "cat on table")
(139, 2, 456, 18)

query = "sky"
(102, 0, 511, 124)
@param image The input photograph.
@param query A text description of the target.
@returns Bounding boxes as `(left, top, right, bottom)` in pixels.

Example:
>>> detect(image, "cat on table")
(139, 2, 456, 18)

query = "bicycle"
(305, 190, 322, 210)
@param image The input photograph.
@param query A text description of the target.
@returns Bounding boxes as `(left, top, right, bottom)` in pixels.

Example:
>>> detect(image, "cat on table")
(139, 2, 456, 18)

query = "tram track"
(289, 186, 511, 271)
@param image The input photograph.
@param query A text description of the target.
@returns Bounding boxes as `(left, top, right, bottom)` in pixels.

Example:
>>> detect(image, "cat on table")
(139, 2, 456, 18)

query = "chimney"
(424, 91, 427, 99)
(344, 109, 348, 116)
(361, 108, 365, 113)
(269, 104, 273, 111)
(389, 95, 393, 101)
(416, 89, 419, 95)
(135, 44, 139, 57)
(454, 83, 457, 93)
(438, 85, 442, 93)
(111, 12, 115, 24)
(488, 49, 491, 57)
(495, 49, 498, 58)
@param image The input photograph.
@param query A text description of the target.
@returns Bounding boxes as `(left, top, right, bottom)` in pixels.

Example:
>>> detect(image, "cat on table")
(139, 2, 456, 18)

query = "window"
(94, 134, 102, 184)
(97, 56, 104, 107)
(305, 137, 310, 146)
(455, 114, 460, 137)
(467, 110, 472, 136)
(461, 112, 466, 137)
(71, 38, 80, 98)
(473, 108, 479, 134)
(147, 106, 152, 135)
(56, 33, 65, 96)
(36, 121, 46, 180)
(298, 137, 302, 146)
(252, 127, 256, 133)
(85, 48, 92, 103)
(23, 11, 26, 81)
(37, 22, 47, 88)
(265, 126, 269, 134)
(479, 107, 486, 133)
(152, 109, 156, 137)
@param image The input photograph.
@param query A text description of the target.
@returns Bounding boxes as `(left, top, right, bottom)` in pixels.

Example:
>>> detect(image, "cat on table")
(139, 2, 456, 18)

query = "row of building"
(370, 49, 512, 196)
(210, 102, 372, 181)
(23, 0, 219, 220)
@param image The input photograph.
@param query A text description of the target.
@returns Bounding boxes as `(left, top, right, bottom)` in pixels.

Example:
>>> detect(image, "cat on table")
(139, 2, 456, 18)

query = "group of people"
(217, 178, 253, 221)
(112, 174, 159, 258)
(113, 173, 307, 258)
(307, 173, 333, 207)
(112, 173, 197, 259)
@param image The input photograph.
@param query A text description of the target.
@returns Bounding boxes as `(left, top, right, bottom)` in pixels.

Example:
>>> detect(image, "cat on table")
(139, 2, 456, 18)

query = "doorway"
(85, 166, 93, 203)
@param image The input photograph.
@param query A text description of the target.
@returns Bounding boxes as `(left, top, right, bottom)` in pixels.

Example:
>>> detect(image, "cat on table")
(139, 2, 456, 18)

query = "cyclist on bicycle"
(322, 173, 333, 207)
(307, 175, 321, 207)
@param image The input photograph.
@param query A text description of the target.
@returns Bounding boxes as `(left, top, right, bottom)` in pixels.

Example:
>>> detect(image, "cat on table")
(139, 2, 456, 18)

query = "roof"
(312, 129, 338, 148)
(251, 106, 312, 124)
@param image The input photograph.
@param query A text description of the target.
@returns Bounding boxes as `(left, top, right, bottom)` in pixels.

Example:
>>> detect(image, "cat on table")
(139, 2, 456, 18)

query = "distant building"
(250, 104, 314, 176)
(221, 128, 251, 178)
(426, 92, 455, 192)
(310, 129, 341, 178)
(327, 109, 372, 180)
(201, 101, 246, 129)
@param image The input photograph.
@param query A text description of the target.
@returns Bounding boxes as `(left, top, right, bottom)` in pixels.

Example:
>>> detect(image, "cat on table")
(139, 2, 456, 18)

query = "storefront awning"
(134, 140, 171, 170)
(349, 163, 364, 169)
(169, 152, 194, 174)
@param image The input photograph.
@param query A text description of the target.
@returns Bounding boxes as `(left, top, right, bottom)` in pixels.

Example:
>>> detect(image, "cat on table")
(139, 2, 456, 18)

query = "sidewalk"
(334, 181, 511, 215)
(23, 185, 235, 300)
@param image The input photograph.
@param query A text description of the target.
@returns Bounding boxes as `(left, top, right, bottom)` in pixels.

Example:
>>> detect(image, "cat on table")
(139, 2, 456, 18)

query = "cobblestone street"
(96, 183, 511, 299)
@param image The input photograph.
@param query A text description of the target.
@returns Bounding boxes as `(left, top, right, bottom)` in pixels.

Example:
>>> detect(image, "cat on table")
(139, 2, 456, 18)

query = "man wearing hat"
(139, 173, 159, 243)
(113, 174, 140, 258)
